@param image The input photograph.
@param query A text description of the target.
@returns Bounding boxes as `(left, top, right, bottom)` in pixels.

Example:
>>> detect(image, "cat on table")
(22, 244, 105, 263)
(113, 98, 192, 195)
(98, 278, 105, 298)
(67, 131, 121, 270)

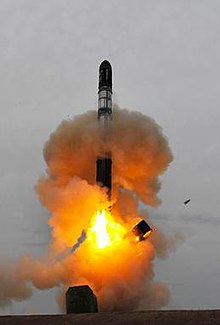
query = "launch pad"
(66, 285, 98, 314)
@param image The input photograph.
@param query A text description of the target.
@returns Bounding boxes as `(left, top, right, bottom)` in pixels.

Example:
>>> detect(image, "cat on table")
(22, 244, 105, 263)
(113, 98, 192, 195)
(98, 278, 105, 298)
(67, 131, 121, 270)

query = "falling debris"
(132, 219, 152, 241)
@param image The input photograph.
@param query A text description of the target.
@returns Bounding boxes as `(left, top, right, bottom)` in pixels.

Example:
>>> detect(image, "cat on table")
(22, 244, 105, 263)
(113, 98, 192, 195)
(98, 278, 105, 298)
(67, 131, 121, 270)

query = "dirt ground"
(0, 310, 219, 325)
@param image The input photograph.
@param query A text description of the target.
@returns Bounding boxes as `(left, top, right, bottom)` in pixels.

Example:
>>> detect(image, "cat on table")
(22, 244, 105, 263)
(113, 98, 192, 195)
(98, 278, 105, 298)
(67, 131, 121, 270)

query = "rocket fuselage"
(96, 60, 113, 197)
(96, 61, 153, 241)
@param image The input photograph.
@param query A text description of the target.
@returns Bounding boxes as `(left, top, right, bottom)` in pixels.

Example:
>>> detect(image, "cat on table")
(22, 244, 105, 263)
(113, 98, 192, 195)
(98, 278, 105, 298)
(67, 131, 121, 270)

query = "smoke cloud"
(0, 105, 178, 311)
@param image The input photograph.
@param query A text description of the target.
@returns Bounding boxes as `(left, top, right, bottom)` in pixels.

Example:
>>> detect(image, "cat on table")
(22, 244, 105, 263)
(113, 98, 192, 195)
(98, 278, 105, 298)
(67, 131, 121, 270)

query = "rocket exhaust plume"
(0, 61, 181, 312)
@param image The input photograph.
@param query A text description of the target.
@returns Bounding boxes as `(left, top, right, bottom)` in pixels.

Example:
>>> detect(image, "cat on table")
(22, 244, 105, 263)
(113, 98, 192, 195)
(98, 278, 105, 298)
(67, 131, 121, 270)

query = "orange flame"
(88, 209, 126, 249)
(136, 230, 152, 242)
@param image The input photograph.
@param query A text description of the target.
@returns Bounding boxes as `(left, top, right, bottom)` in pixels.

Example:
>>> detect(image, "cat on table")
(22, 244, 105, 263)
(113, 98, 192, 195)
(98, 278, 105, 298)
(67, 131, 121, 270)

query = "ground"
(0, 310, 220, 325)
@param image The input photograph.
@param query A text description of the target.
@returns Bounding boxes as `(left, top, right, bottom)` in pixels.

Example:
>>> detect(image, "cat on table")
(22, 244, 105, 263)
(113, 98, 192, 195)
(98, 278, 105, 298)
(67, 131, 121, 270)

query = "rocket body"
(98, 60, 112, 120)
(96, 60, 113, 197)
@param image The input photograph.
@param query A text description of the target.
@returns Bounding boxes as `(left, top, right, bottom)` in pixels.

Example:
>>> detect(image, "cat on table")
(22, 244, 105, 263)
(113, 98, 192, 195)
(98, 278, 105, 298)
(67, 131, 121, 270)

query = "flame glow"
(136, 230, 153, 242)
(29, 106, 174, 311)
(144, 230, 152, 239)
(88, 209, 126, 249)
(0, 104, 175, 311)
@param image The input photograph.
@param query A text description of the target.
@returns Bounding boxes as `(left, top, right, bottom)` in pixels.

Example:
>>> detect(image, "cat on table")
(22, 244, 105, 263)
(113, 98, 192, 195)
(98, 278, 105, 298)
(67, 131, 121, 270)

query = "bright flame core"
(88, 209, 126, 249)
(91, 210, 110, 248)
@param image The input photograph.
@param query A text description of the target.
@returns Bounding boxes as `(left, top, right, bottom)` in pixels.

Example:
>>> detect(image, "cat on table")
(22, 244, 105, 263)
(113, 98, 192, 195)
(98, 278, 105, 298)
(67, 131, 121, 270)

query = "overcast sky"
(0, 0, 220, 314)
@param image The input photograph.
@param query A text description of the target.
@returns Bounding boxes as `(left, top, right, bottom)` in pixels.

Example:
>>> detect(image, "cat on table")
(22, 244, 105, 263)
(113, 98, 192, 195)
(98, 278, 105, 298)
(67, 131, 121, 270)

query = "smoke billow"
(0, 105, 178, 311)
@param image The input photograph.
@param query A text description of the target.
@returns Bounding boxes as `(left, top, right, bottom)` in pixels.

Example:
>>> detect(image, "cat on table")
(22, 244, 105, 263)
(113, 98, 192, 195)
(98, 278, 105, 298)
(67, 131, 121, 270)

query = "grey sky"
(0, 0, 219, 313)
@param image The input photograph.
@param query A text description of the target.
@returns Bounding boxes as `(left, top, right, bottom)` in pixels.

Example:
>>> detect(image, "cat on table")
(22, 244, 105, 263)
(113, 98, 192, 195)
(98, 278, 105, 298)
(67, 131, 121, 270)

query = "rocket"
(98, 60, 112, 119)
(96, 61, 152, 241)
(96, 60, 113, 198)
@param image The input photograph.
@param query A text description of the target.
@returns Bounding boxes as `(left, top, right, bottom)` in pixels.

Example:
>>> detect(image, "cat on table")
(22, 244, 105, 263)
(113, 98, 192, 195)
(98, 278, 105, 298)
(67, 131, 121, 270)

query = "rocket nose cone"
(98, 60, 112, 90)
(99, 60, 112, 71)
